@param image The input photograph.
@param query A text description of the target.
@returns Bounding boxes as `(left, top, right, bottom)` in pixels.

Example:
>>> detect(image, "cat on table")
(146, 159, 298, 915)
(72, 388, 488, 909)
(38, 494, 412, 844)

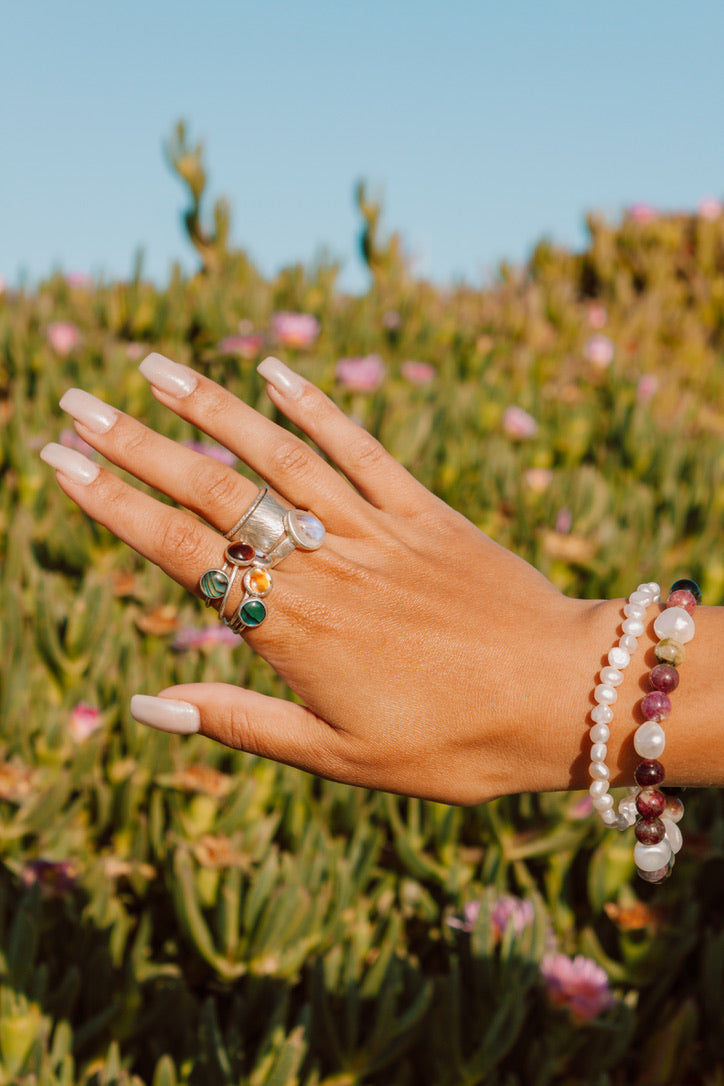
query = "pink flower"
(636, 373, 659, 403)
(69, 702, 102, 742)
(124, 342, 147, 361)
(448, 895, 534, 940)
(555, 508, 573, 534)
(271, 312, 320, 349)
(47, 321, 81, 356)
(217, 333, 265, 359)
(524, 468, 553, 493)
(626, 203, 657, 224)
(182, 440, 237, 467)
(447, 899, 481, 932)
(697, 196, 722, 221)
(336, 355, 386, 392)
(21, 859, 77, 899)
(502, 405, 538, 440)
(586, 303, 607, 329)
(60, 429, 96, 457)
(401, 360, 436, 386)
(584, 334, 614, 368)
(172, 625, 239, 651)
(65, 271, 93, 288)
(540, 953, 614, 1022)
(568, 794, 594, 819)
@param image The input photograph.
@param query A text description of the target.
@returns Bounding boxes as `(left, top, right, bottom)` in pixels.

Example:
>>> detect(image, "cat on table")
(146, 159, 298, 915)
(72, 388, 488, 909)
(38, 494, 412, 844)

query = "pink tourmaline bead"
(649, 664, 680, 694)
(641, 691, 672, 721)
(636, 788, 667, 819)
(666, 588, 697, 614)
(637, 864, 670, 883)
(634, 759, 665, 787)
(635, 817, 666, 845)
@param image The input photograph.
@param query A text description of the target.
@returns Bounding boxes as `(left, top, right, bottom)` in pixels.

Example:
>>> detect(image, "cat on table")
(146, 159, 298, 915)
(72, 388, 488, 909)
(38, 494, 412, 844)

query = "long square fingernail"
(139, 353, 198, 397)
(60, 388, 118, 433)
(40, 443, 100, 485)
(257, 356, 306, 399)
(130, 694, 200, 735)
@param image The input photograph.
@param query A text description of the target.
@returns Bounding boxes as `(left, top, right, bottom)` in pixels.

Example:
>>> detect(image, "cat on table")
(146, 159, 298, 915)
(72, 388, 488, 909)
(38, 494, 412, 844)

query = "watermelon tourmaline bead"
(649, 663, 680, 694)
(635, 817, 666, 845)
(636, 788, 667, 819)
(666, 588, 697, 614)
(634, 759, 666, 788)
(641, 691, 672, 721)
(654, 638, 685, 666)
(669, 578, 702, 605)
(637, 862, 671, 883)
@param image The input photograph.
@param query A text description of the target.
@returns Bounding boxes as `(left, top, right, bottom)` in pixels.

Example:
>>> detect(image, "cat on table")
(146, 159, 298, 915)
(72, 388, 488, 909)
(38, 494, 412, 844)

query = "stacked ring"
(200, 540, 273, 629)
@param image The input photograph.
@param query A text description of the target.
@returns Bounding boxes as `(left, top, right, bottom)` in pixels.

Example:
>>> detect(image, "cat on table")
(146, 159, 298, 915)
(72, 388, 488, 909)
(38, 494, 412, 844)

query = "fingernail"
(257, 356, 306, 399)
(130, 694, 200, 735)
(139, 352, 198, 397)
(60, 388, 118, 433)
(40, 442, 100, 485)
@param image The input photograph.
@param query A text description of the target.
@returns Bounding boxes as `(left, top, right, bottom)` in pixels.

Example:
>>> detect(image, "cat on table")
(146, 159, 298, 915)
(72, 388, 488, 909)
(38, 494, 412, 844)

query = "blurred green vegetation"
(0, 127, 723, 1083)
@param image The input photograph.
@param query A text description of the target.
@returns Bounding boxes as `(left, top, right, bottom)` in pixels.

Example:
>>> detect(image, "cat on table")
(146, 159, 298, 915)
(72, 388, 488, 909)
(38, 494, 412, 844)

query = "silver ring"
(225, 487, 325, 568)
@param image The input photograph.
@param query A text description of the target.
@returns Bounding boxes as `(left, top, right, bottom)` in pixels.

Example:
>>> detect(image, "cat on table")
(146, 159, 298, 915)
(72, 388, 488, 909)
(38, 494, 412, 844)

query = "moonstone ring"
(224, 486, 326, 567)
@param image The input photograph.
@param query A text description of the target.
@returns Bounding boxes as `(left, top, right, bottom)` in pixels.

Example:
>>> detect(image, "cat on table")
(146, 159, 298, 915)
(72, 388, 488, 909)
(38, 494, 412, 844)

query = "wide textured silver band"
(226, 489, 316, 566)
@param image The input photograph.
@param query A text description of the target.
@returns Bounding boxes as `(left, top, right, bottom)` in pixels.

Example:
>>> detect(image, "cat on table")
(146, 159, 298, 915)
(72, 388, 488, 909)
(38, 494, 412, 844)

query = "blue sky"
(3, 1, 723, 292)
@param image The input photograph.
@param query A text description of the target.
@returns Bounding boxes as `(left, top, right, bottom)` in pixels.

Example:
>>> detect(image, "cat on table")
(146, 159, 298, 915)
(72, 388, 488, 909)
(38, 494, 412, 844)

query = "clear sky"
(3, 0, 723, 292)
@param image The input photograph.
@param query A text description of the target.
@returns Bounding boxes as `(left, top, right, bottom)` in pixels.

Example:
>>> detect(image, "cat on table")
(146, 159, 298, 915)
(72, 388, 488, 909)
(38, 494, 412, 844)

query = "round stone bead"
(641, 691, 672, 722)
(637, 864, 670, 884)
(635, 817, 665, 845)
(653, 606, 695, 644)
(608, 646, 631, 669)
(589, 779, 610, 798)
(664, 819, 683, 854)
(634, 759, 665, 787)
(670, 578, 702, 605)
(590, 761, 610, 781)
(591, 704, 614, 725)
(655, 638, 685, 666)
(593, 793, 614, 813)
(226, 541, 256, 565)
(634, 721, 666, 759)
(624, 602, 646, 620)
(286, 510, 326, 550)
(590, 723, 610, 743)
(633, 838, 672, 871)
(619, 634, 639, 653)
(666, 588, 697, 615)
(662, 796, 685, 823)
(600, 666, 624, 687)
(622, 617, 645, 637)
(649, 664, 680, 694)
(591, 742, 607, 763)
(594, 683, 617, 705)
(636, 788, 666, 819)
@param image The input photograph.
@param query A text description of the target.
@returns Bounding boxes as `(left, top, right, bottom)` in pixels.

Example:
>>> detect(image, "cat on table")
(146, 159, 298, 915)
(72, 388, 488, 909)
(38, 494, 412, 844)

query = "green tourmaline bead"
(654, 637, 685, 666)
(200, 569, 228, 599)
(240, 599, 266, 627)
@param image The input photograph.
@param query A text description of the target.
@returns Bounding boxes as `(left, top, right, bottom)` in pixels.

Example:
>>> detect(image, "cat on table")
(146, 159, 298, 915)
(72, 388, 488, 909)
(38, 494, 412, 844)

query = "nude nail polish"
(40, 443, 100, 485)
(257, 356, 306, 399)
(60, 388, 118, 433)
(139, 353, 198, 397)
(130, 694, 200, 735)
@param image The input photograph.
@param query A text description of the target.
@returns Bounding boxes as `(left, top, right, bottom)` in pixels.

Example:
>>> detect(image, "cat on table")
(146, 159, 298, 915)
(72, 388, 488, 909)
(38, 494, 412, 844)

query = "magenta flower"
(182, 440, 237, 467)
(448, 894, 534, 940)
(172, 624, 239, 651)
(555, 508, 573, 534)
(69, 702, 102, 742)
(636, 373, 659, 404)
(585, 303, 607, 329)
(336, 355, 386, 392)
(584, 334, 614, 368)
(540, 953, 614, 1022)
(60, 428, 96, 457)
(568, 794, 594, 820)
(401, 360, 436, 386)
(217, 333, 265, 359)
(626, 203, 657, 224)
(271, 312, 320, 349)
(21, 859, 77, 899)
(502, 405, 538, 440)
(447, 899, 481, 932)
(697, 196, 722, 220)
(47, 321, 81, 356)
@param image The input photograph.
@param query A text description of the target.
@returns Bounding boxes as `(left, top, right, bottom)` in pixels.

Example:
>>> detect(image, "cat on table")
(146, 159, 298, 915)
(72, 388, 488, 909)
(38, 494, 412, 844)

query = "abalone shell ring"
(225, 487, 326, 568)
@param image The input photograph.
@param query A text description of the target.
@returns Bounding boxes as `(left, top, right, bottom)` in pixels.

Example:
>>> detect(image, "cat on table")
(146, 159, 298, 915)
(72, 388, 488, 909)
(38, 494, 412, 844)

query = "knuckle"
(156, 513, 205, 566)
(348, 433, 386, 472)
(113, 425, 151, 461)
(190, 461, 242, 512)
(267, 438, 314, 480)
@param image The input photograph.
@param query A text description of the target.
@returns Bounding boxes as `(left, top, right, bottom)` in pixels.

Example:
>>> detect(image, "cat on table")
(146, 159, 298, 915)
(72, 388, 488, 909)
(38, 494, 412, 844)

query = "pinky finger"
(130, 683, 351, 782)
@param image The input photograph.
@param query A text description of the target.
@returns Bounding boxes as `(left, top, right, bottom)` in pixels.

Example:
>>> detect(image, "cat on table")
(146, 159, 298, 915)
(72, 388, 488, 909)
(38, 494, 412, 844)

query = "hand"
(41, 353, 594, 805)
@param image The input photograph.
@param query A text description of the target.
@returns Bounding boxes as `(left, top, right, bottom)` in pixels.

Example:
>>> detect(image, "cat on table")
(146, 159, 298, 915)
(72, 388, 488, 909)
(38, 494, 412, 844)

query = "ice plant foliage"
(540, 953, 614, 1022)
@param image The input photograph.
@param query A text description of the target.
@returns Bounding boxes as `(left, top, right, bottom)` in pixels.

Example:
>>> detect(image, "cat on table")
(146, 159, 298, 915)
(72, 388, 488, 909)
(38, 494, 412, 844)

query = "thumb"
(130, 683, 346, 780)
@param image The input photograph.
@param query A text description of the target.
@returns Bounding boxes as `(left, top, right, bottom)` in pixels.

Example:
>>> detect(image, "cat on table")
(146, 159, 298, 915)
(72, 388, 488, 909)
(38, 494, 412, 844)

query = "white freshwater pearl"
(665, 820, 683, 854)
(593, 793, 614, 813)
(590, 723, 610, 743)
(643, 582, 661, 599)
(590, 761, 610, 780)
(594, 683, 617, 705)
(600, 666, 624, 687)
(624, 602, 646, 620)
(634, 839, 672, 871)
(622, 617, 645, 637)
(634, 721, 666, 759)
(600, 808, 621, 827)
(591, 704, 613, 724)
(653, 606, 695, 644)
(590, 779, 609, 798)
(591, 742, 607, 763)
(629, 590, 651, 605)
(619, 634, 638, 653)
(608, 645, 630, 669)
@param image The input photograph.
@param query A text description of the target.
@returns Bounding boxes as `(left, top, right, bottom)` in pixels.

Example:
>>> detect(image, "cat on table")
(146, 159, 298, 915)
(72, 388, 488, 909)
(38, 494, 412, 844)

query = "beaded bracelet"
(588, 578, 700, 884)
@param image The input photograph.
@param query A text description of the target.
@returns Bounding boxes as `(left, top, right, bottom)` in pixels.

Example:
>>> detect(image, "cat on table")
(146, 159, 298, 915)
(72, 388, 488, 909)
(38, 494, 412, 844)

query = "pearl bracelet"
(589, 579, 700, 884)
